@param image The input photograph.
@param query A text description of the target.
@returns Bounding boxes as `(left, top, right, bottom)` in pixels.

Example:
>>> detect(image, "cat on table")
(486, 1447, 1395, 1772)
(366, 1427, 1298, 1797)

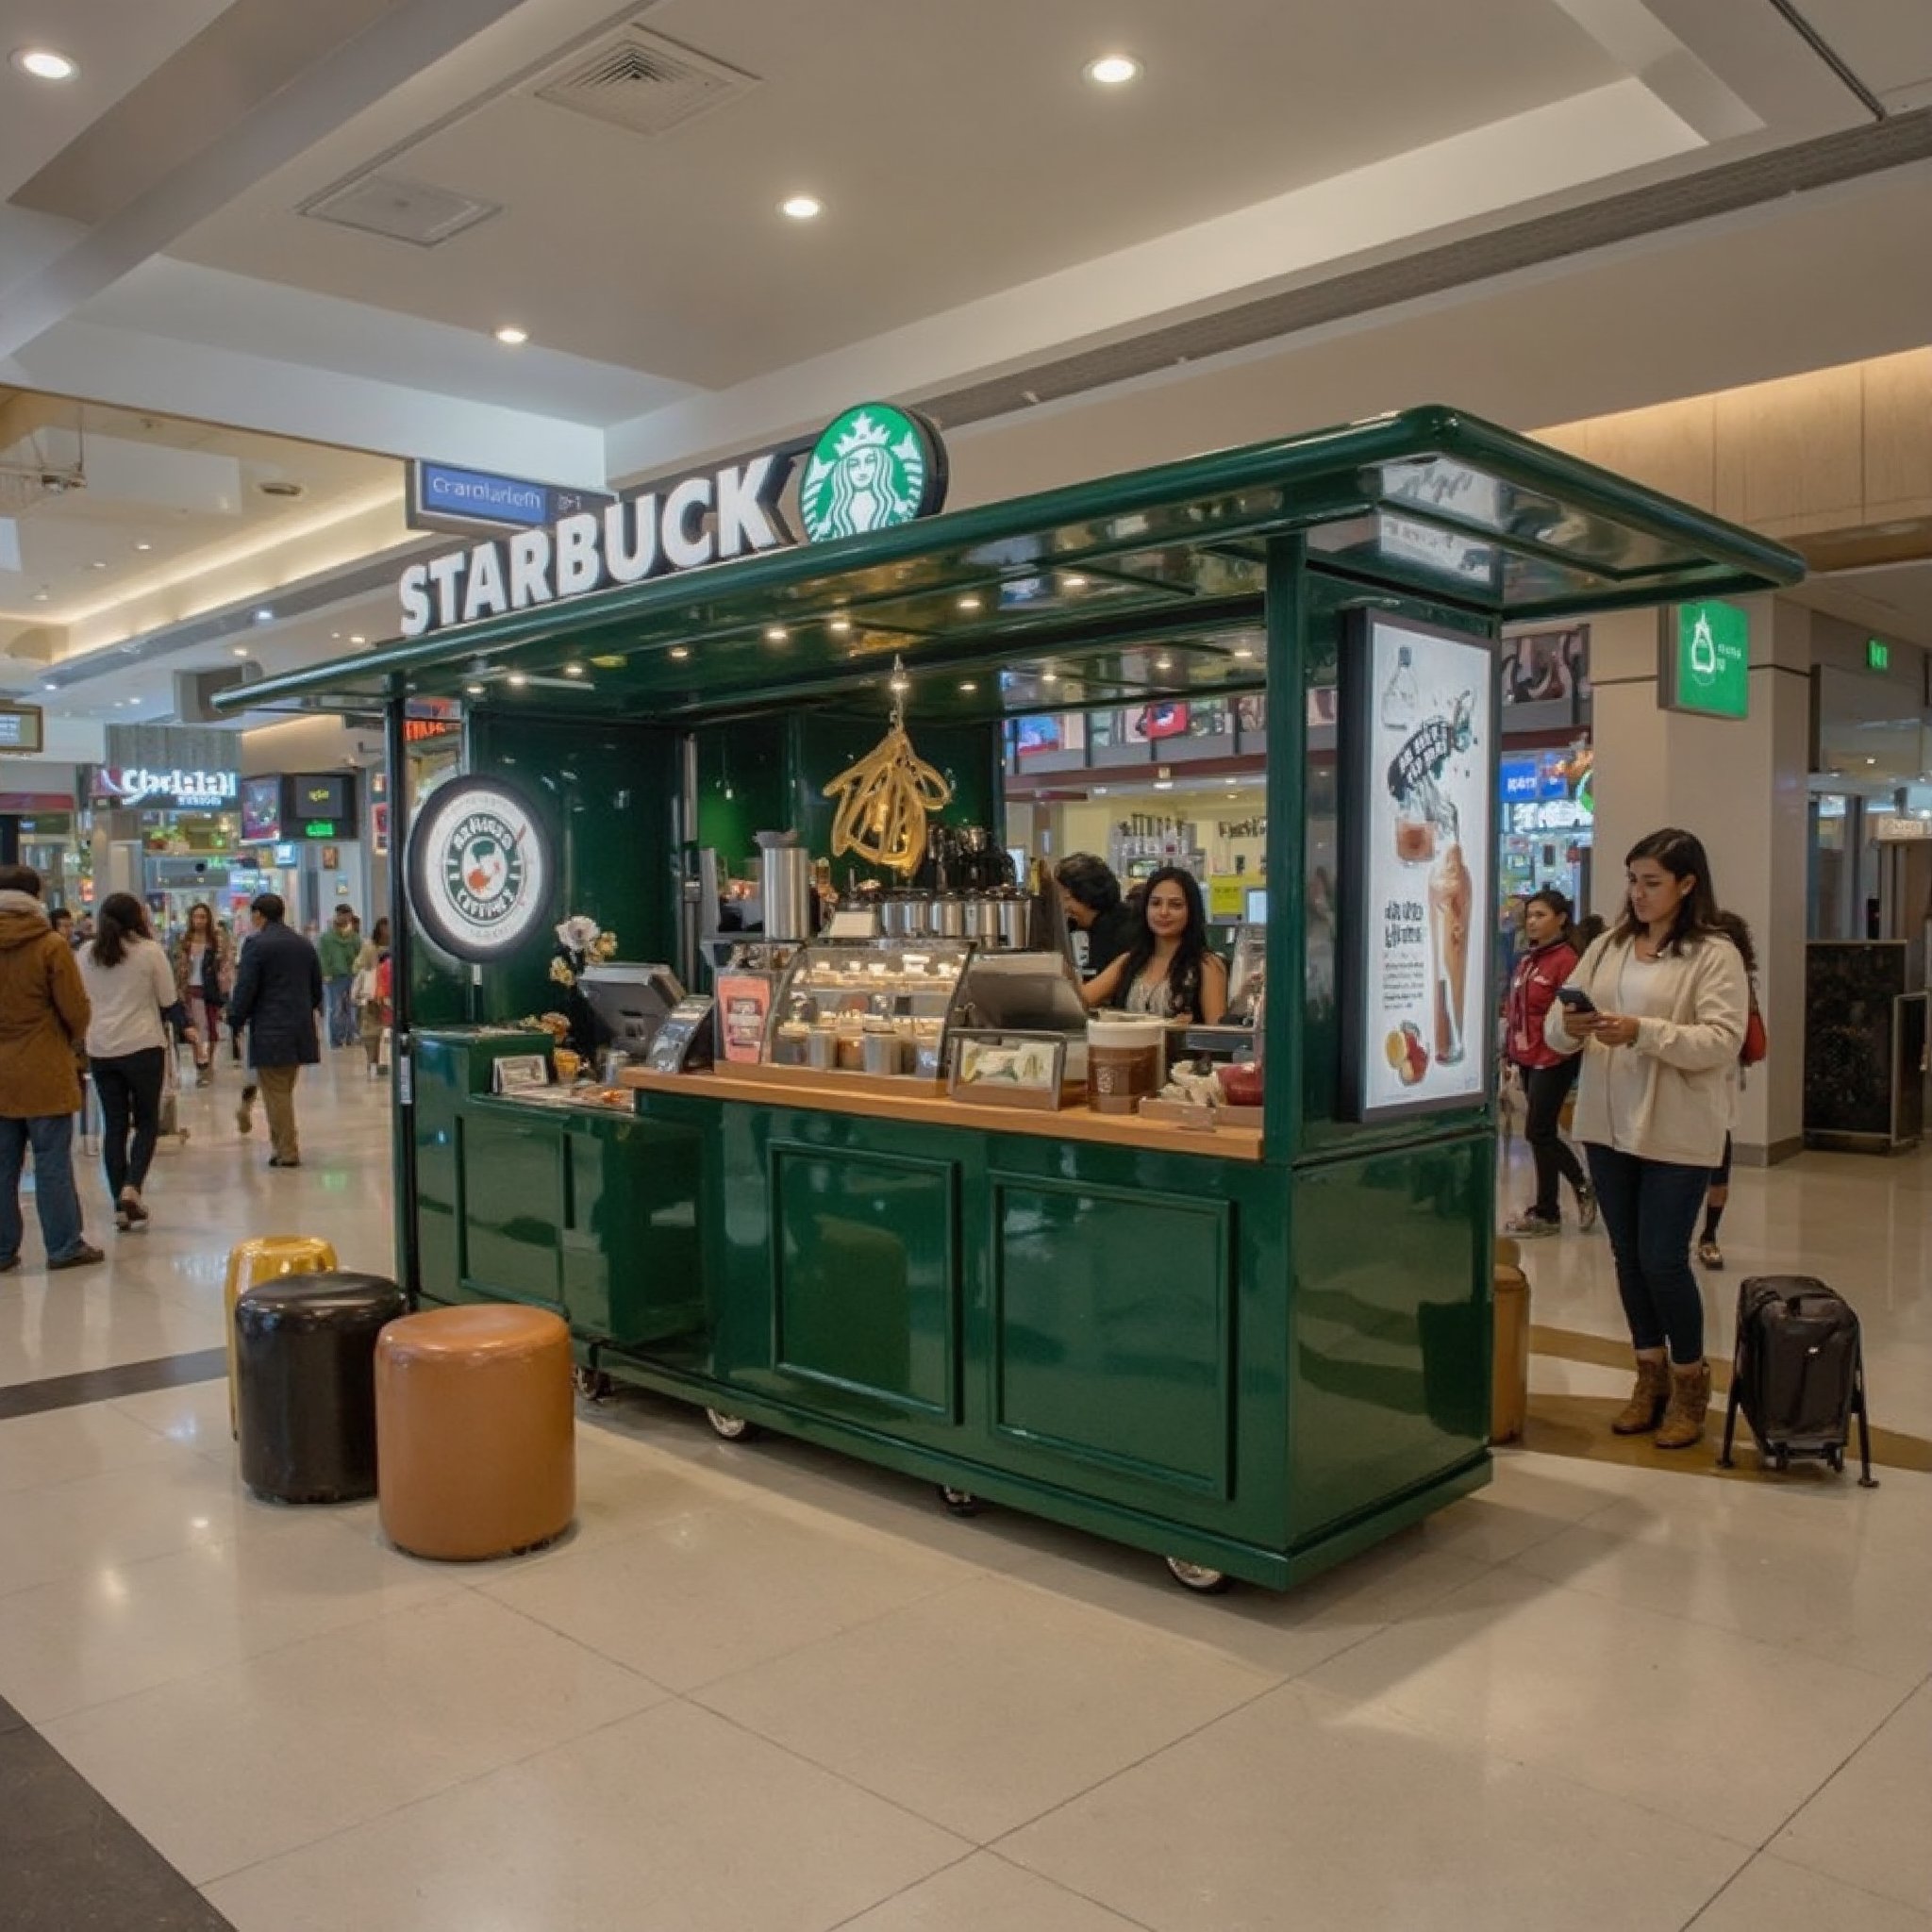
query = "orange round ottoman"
(375, 1304, 575, 1560)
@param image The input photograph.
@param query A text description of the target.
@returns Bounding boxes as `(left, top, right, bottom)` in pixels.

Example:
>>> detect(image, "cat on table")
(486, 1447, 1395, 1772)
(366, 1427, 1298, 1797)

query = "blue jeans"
(325, 975, 355, 1046)
(1583, 1143, 1710, 1365)
(0, 1113, 88, 1265)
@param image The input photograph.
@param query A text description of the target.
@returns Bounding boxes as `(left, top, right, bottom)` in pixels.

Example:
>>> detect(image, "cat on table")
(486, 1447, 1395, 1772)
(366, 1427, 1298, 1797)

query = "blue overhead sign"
(408, 461, 613, 537)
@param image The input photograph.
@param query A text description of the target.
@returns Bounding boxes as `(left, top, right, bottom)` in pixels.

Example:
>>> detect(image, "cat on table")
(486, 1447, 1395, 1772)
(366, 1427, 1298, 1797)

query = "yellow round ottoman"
(375, 1304, 575, 1560)
(224, 1236, 339, 1436)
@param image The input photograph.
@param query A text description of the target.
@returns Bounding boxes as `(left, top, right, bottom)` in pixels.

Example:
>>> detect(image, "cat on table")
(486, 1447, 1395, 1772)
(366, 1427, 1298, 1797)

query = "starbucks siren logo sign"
(800, 404, 947, 542)
(408, 776, 554, 964)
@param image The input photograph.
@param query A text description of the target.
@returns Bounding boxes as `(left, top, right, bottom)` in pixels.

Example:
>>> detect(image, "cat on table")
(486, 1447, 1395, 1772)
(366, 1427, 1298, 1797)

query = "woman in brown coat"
(0, 864, 99, 1270)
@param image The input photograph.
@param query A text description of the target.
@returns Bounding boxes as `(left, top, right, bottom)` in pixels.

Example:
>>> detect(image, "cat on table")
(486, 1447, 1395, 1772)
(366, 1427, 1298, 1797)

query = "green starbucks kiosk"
(223, 406, 1799, 1591)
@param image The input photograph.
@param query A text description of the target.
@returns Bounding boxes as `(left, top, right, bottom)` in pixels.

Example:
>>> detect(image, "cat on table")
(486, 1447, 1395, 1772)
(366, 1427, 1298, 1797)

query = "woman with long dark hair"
(1501, 887, 1596, 1237)
(1546, 829, 1746, 1449)
(1080, 866, 1228, 1023)
(78, 894, 196, 1231)
(172, 900, 233, 1088)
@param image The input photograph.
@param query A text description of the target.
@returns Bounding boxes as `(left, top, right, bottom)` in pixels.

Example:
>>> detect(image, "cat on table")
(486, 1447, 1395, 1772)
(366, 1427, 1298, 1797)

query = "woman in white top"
(1545, 829, 1746, 1450)
(78, 894, 196, 1232)
(1079, 867, 1229, 1023)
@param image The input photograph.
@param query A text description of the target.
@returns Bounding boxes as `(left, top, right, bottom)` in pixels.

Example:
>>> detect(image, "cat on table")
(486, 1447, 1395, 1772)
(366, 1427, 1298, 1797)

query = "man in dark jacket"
(225, 893, 322, 1168)
(0, 865, 100, 1269)
(1054, 854, 1141, 980)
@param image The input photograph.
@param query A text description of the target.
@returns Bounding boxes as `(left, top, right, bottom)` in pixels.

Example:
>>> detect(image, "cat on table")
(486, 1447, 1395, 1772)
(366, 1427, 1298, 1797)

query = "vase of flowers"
(547, 914, 618, 1057)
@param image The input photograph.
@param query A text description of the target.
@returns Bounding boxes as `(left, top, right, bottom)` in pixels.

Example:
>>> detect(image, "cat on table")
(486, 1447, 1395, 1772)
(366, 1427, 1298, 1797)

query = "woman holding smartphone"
(1545, 829, 1746, 1449)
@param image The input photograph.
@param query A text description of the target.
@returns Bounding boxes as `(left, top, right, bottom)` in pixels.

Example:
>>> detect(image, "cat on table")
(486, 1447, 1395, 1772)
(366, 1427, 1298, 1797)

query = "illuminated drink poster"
(1340, 613, 1498, 1122)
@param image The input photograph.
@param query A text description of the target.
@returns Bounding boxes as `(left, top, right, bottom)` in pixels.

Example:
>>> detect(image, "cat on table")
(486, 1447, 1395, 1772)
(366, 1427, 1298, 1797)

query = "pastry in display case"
(763, 940, 972, 1080)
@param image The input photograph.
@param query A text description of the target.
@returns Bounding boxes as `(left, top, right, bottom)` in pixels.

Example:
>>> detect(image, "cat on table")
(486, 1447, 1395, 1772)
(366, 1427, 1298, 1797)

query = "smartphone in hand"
(1557, 987, 1596, 1014)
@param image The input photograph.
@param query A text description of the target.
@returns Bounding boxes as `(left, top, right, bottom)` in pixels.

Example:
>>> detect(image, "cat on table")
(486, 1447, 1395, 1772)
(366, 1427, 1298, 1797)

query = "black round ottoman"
(235, 1272, 407, 1504)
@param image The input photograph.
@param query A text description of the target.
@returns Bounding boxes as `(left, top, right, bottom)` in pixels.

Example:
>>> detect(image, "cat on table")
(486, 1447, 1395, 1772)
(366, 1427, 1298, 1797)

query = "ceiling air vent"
(301, 174, 500, 249)
(529, 26, 756, 138)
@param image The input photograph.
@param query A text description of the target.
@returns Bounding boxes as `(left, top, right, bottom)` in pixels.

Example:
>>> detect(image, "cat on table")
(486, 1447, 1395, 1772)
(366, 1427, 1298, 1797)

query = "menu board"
(1341, 614, 1496, 1122)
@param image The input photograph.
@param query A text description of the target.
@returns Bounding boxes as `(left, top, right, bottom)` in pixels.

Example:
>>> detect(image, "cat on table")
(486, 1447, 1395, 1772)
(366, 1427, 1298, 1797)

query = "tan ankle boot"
(1654, 1360, 1712, 1450)
(1610, 1355, 1671, 1434)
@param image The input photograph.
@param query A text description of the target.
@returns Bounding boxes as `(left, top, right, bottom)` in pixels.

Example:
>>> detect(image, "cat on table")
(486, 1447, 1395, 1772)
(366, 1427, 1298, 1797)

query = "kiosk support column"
(383, 675, 421, 1301)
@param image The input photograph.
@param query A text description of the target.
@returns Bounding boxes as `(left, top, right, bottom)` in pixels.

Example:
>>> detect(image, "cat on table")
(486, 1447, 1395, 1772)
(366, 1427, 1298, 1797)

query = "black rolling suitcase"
(1718, 1276, 1876, 1487)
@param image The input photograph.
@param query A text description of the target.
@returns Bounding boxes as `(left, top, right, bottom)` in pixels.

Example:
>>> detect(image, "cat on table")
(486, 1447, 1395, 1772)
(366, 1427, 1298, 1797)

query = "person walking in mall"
(1055, 855, 1141, 981)
(78, 894, 198, 1232)
(317, 906, 361, 1049)
(0, 864, 100, 1272)
(1546, 828, 1746, 1450)
(225, 893, 322, 1169)
(353, 916, 391, 1080)
(172, 901, 234, 1088)
(1501, 888, 1597, 1238)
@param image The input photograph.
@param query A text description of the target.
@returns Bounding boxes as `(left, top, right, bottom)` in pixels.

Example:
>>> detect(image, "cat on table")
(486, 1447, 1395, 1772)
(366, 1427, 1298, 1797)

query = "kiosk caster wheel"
(1165, 1557, 1233, 1594)
(705, 1407, 758, 1441)
(573, 1366, 612, 1403)
(938, 1486, 979, 1518)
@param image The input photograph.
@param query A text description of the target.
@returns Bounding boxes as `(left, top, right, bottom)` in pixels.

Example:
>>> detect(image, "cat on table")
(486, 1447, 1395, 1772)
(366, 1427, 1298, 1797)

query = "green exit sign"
(1662, 599, 1750, 719)
(1868, 638, 1890, 672)
(304, 820, 338, 838)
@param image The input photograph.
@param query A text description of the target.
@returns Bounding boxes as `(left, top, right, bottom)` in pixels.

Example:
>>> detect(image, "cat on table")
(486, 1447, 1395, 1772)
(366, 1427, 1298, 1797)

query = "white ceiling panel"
(167, 0, 1623, 388)
(1786, 1, 1932, 107)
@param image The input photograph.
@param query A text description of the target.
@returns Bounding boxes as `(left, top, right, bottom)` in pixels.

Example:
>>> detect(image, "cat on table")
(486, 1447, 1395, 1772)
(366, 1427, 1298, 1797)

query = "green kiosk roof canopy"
(221, 406, 1803, 726)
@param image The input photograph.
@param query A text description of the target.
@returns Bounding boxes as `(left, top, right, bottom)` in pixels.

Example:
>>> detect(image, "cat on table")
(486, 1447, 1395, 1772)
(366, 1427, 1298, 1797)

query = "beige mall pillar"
(1587, 594, 1810, 1164)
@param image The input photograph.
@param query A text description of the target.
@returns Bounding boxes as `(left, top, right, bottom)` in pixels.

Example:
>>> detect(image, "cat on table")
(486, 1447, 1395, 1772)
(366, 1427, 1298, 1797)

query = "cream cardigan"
(1544, 929, 1747, 1168)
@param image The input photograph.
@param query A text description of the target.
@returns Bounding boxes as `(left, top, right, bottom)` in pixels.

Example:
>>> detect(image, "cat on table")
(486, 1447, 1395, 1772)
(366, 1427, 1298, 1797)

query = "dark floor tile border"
(0, 1348, 229, 1423)
(0, 1691, 237, 1931)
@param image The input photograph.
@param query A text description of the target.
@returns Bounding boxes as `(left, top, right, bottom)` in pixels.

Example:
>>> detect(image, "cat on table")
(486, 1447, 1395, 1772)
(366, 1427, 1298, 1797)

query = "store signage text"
(1871, 813, 1932, 842)
(396, 403, 948, 642)
(1507, 796, 1592, 833)
(408, 460, 614, 538)
(92, 766, 240, 810)
(0, 702, 45, 754)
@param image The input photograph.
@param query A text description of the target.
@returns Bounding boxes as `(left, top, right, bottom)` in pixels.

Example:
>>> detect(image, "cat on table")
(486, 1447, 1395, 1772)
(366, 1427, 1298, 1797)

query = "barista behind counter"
(1079, 866, 1229, 1022)
(1055, 854, 1141, 982)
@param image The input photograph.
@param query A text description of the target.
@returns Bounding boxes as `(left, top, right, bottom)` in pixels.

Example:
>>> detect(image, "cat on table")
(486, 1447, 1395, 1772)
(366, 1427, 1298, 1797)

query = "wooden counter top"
(620, 1064, 1265, 1162)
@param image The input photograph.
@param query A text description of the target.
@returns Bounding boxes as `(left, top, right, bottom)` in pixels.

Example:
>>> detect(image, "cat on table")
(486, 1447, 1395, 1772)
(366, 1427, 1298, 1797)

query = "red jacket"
(1507, 938, 1577, 1071)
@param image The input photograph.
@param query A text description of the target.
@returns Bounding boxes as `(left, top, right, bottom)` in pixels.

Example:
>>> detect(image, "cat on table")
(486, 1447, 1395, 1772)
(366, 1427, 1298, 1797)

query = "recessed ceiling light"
(1041, 670, 1059, 684)
(254, 607, 274, 622)
(563, 663, 584, 677)
(828, 616, 852, 634)
(1084, 53, 1141, 86)
(134, 541, 153, 554)
(764, 625, 789, 642)
(1094, 786, 1108, 796)
(349, 634, 366, 645)
(508, 673, 527, 688)
(779, 194, 823, 221)
(958, 680, 978, 692)
(493, 325, 529, 346)
(1060, 574, 1088, 590)
(231, 646, 249, 658)
(1155, 656, 1174, 671)
(957, 595, 982, 612)
(88, 560, 108, 572)
(464, 682, 485, 696)
(1233, 645, 1256, 660)
(31, 590, 50, 603)
(12, 48, 77, 81)
(669, 645, 691, 660)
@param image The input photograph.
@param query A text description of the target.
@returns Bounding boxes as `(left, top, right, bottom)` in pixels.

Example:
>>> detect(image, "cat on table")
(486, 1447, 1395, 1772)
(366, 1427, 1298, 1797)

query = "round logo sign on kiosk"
(408, 776, 553, 963)
(799, 404, 947, 543)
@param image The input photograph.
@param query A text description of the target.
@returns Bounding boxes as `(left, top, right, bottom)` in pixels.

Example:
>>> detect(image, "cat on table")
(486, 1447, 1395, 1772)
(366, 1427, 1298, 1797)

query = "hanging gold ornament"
(822, 659, 953, 876)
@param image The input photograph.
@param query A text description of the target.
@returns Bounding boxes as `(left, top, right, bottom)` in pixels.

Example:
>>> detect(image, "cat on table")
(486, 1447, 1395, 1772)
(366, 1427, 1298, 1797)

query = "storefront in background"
(86, 762, 243, 939)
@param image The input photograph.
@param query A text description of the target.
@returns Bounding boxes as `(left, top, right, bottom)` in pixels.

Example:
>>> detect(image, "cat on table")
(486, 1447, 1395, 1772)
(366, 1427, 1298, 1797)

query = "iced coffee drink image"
(1428, 828, 1473, 1065)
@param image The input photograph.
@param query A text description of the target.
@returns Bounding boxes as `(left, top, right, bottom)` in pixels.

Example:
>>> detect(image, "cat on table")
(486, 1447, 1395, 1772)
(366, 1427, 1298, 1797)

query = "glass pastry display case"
(763, 940, 973, 1079)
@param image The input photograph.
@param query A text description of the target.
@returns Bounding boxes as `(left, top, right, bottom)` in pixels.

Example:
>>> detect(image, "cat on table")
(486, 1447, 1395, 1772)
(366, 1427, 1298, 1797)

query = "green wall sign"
(1664, 599, 1750, 719)
(1867, 638, 1890, 673)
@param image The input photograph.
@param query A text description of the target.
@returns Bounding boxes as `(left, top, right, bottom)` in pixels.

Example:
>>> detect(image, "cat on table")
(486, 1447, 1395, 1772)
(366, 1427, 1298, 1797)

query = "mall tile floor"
(1, 1056, 1927, 1931)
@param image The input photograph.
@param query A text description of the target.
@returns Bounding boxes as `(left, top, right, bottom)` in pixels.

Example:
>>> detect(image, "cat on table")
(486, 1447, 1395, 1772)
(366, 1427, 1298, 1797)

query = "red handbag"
(1740, 1000, 1767, 1067)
